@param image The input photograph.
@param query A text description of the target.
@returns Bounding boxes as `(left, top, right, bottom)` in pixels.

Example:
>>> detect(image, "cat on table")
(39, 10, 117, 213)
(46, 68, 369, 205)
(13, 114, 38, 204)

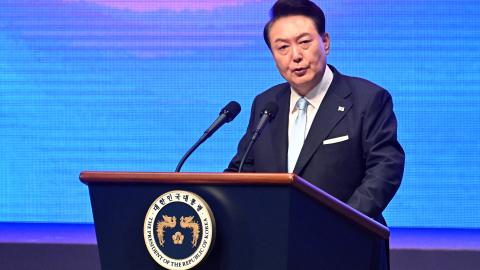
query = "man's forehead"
(269, 15, 318, 40)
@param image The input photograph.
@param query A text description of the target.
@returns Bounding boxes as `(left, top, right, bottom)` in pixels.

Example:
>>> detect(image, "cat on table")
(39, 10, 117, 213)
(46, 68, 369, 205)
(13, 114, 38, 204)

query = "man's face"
(268, 15, 330, 95)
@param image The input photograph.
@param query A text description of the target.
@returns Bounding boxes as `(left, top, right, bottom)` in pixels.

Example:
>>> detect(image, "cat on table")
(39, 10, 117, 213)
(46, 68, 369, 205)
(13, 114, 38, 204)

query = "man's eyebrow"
(296, 33, 312, 40)
(273, 38, 289, 43)
(273, 33, 312, 43)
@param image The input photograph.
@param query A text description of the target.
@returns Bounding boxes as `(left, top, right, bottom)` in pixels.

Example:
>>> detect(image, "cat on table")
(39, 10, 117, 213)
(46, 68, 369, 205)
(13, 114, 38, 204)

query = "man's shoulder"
(332, 67, 391, 102)
(249, 83, 290, 108)
(337, 71, 386, 94)
(253, 82, 290, 102)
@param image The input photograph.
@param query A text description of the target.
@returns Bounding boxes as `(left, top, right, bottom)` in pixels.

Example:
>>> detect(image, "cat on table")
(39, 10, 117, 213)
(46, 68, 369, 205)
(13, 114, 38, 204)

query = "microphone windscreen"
(221, 101, 241, 122)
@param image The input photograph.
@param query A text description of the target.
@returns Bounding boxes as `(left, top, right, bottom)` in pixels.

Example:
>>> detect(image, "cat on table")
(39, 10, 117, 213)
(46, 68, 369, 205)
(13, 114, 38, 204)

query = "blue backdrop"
(1, 0, 479, 228)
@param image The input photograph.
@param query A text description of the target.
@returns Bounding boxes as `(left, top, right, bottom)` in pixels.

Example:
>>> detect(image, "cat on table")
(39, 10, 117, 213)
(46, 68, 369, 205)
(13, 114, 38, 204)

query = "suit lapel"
(269, 84, 290, 172)
(294, 70, 352, 174)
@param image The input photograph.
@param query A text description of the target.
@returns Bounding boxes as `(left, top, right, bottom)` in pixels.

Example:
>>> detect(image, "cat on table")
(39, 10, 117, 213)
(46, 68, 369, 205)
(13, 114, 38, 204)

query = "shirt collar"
(290, 65, 333, 112)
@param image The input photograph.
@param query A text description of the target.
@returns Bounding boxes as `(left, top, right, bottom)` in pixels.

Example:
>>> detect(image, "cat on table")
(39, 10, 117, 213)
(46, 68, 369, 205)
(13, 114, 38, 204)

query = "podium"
(80, 172, 388, 270)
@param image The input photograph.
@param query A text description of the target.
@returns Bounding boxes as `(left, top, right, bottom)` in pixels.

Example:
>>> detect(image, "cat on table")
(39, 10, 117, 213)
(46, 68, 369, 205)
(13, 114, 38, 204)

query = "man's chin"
(290, 81, 315, 95)
(291, 74, 313, 85)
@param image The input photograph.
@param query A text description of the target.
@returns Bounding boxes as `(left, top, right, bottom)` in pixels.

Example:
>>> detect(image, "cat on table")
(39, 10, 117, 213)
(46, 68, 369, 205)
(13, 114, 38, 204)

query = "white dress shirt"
(288, 65, 334, 146)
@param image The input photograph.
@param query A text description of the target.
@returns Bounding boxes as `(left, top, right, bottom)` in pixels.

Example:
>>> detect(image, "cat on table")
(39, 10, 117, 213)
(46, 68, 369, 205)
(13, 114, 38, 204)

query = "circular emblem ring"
(144, 190, 215, 270)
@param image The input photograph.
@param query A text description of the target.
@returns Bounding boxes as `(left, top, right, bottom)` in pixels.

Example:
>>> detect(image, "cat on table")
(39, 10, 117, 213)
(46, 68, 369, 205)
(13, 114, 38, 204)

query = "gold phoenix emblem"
(180, 216, 200, 247)
(144, 190, 215, 270)
(156, 215, 200, 247)
(156, 215, 176, 247)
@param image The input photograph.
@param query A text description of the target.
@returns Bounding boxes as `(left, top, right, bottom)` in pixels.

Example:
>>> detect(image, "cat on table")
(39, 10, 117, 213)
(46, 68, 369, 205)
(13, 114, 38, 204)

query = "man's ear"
(322, 32, 330, 55)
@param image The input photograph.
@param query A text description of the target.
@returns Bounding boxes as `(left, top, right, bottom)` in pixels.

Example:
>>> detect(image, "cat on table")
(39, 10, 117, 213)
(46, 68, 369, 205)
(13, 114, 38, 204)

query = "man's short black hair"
(263, 0, 326, 50)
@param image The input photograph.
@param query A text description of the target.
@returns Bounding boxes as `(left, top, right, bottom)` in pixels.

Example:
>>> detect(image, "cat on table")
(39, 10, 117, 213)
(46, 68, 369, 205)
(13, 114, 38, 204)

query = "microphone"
(175, 101, 241, 172)
(238, 102, 278, 172)
(203, 101, 241, 139)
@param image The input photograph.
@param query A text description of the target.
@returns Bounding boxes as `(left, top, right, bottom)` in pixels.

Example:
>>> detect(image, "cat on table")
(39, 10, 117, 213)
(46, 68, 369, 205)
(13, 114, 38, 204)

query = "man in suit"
(226, 0, 404, 268)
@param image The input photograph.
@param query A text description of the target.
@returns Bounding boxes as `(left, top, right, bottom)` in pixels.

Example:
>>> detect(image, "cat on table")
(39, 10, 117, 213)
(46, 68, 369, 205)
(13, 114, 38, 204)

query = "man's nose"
(292, 46, 303, 63)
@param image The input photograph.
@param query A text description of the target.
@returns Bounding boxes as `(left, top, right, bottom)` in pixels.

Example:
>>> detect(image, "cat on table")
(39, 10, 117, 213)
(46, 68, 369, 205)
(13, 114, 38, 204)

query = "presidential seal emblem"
(144, 190, 215, 270)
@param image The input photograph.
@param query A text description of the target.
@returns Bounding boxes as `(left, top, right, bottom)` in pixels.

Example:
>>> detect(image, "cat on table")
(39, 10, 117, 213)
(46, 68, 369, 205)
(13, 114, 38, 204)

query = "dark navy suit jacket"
(227, 65, 405, 223)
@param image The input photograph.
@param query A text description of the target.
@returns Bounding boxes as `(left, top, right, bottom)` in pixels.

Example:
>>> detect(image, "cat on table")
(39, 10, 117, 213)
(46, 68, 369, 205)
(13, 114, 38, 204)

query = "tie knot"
(296, 97, 308, 111)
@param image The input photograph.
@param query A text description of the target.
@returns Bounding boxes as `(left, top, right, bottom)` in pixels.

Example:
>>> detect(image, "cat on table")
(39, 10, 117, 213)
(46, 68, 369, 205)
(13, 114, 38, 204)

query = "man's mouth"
(293, 67, 307, 76)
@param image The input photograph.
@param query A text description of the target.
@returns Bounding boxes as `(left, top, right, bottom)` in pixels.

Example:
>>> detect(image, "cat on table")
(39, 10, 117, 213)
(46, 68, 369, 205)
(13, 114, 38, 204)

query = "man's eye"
(300, 40, 311, 44)
(278, 45, 288, 50)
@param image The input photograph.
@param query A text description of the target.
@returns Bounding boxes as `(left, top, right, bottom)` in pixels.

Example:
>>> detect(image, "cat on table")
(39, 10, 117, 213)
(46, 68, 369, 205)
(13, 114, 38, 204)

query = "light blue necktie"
(288, 97, 308, 173)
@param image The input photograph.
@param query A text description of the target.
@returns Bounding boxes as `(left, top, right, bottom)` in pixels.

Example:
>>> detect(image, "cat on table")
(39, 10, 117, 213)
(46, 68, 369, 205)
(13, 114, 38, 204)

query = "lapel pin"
(338, 106, 345, 112)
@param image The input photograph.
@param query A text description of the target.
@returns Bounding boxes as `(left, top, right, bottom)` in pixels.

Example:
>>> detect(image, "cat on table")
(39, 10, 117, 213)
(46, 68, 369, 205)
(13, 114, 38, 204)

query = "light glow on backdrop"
(1, 0, 479, 227)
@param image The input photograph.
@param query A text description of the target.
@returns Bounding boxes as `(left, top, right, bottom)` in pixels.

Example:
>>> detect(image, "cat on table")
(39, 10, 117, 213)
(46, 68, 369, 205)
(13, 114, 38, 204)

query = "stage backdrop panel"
(1, 0, 479, 228)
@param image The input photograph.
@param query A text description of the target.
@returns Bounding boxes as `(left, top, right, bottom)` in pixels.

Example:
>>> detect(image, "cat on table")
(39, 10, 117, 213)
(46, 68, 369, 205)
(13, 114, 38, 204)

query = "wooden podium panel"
(81, 172, 388, 270)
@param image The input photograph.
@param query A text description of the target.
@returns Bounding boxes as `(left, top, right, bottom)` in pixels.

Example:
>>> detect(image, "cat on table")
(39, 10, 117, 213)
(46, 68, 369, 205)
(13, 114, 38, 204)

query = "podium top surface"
(80, 172, 389, 239)
(80, 171, 296, 185)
